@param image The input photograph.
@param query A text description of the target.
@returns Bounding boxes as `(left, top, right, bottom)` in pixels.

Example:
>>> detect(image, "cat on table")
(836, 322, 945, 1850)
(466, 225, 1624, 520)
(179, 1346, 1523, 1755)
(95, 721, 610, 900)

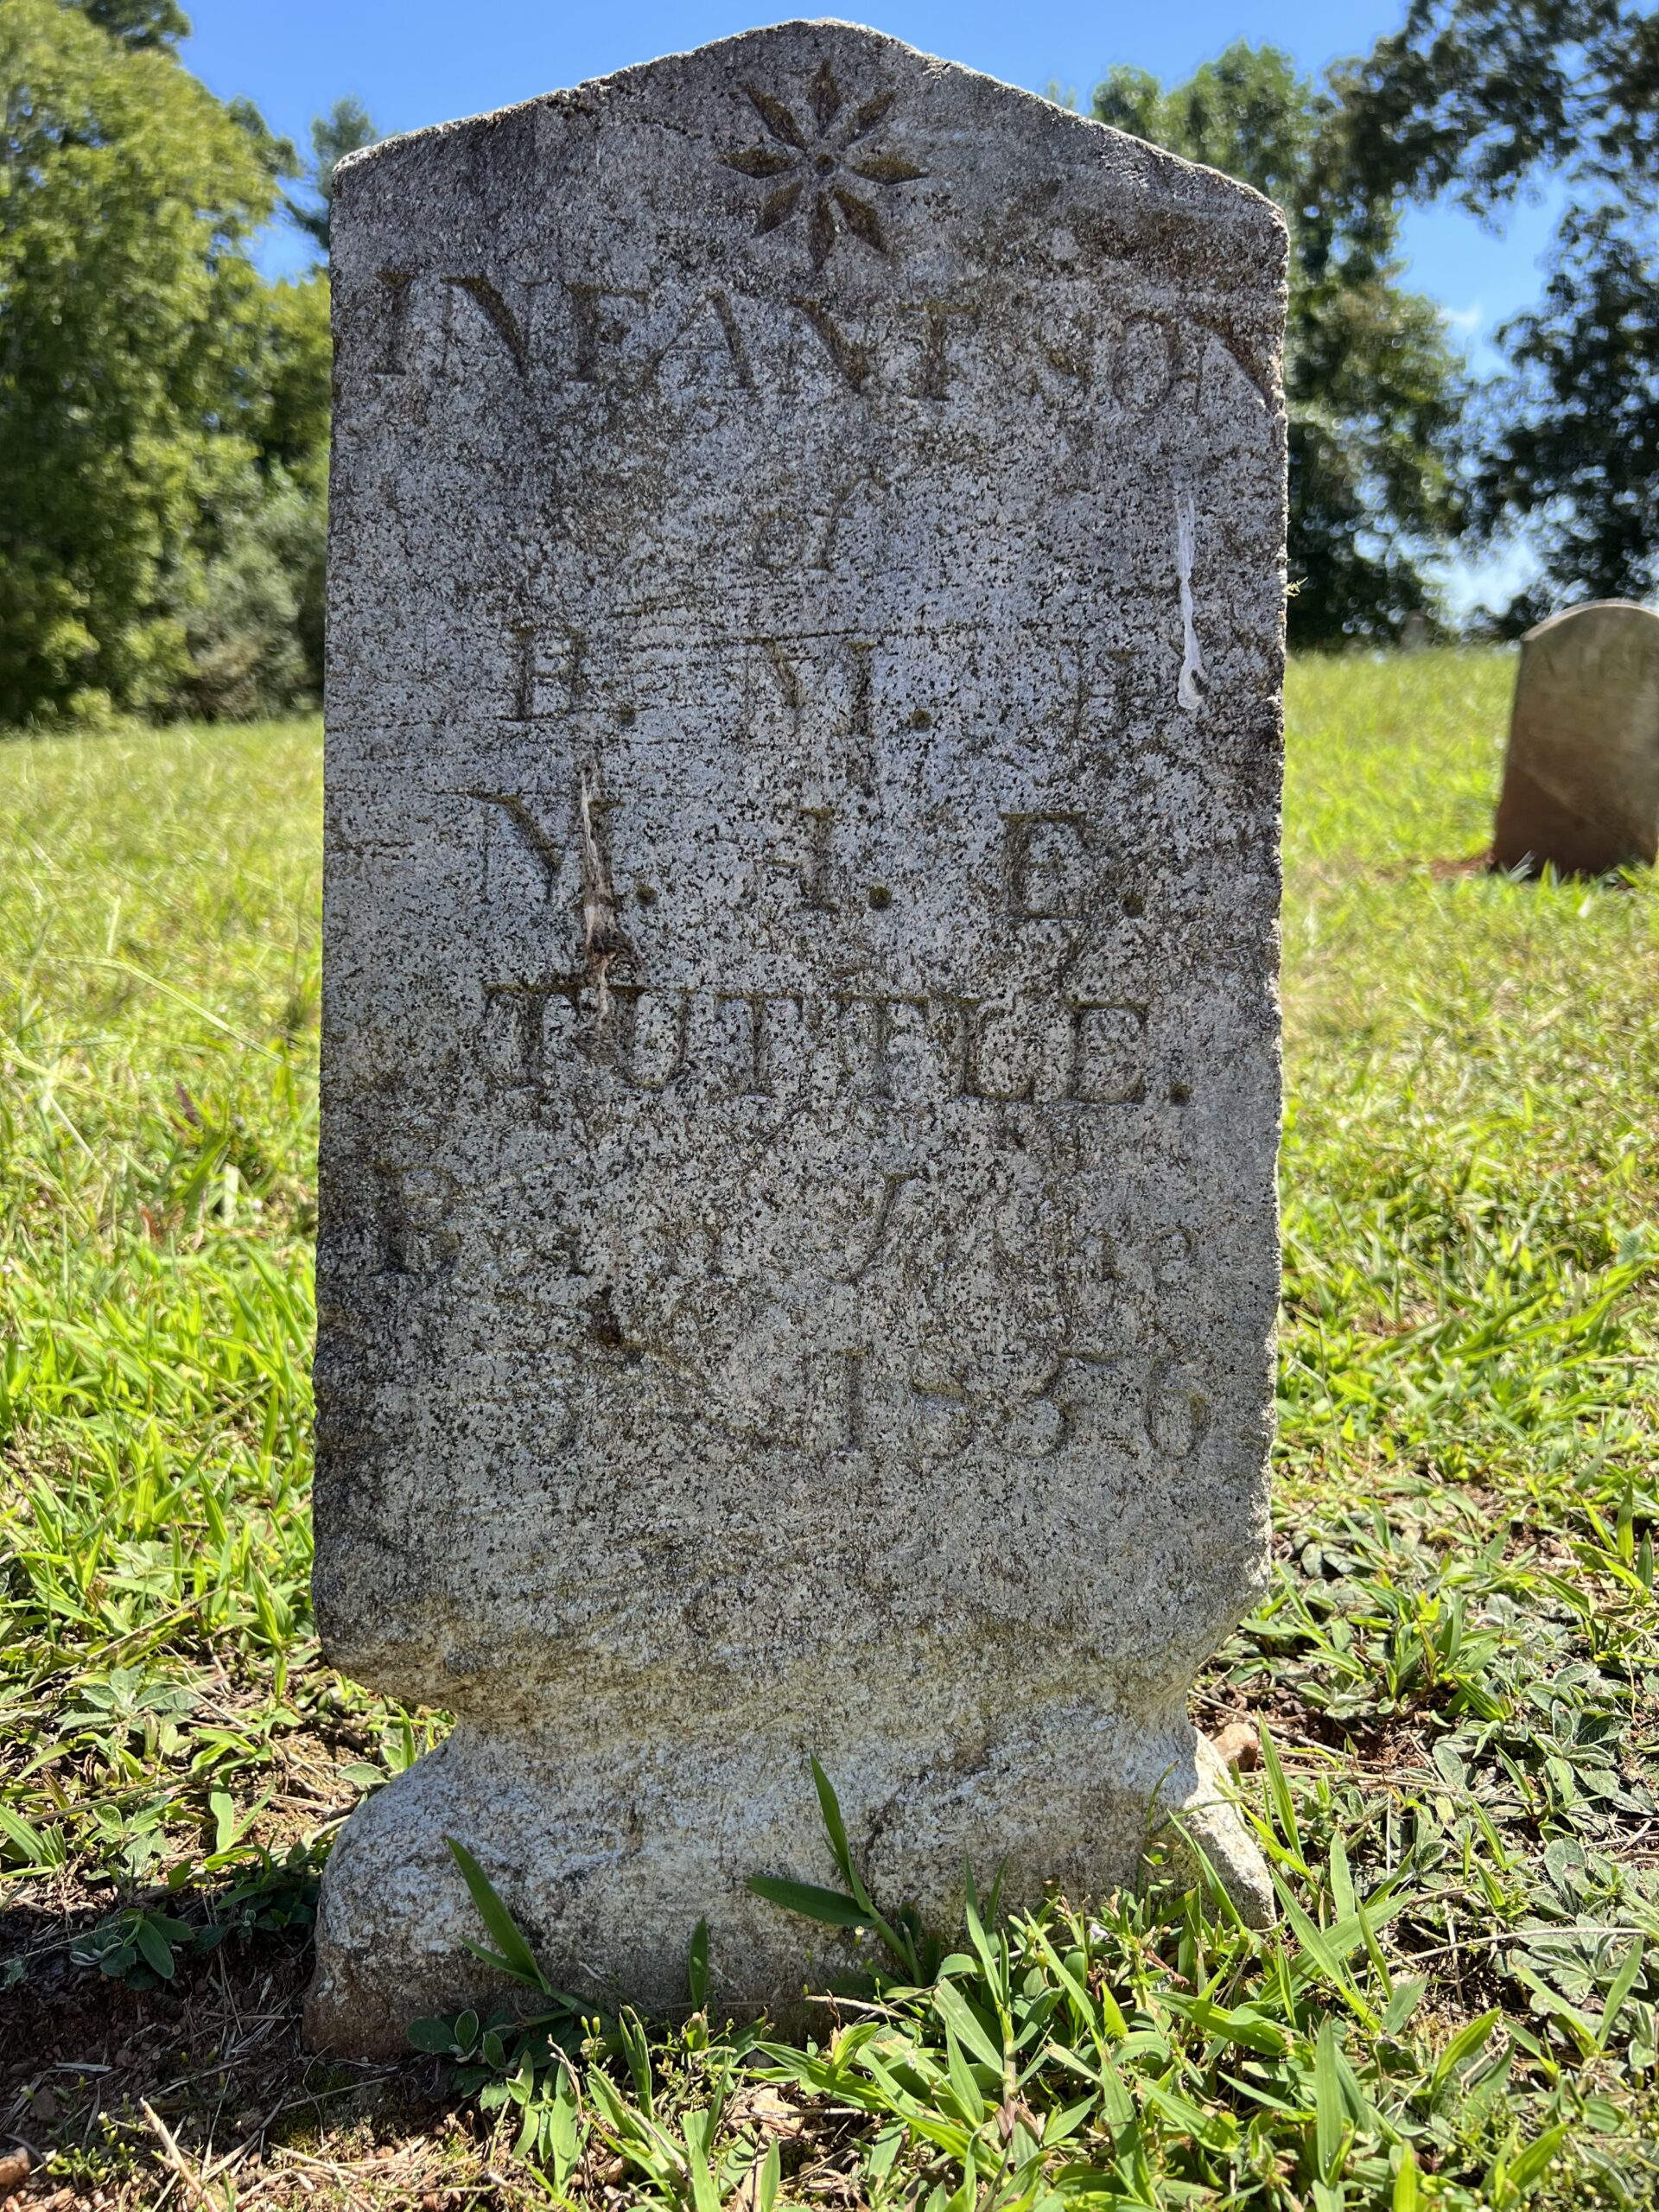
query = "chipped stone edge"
(1143, 1729, 1274, 1929)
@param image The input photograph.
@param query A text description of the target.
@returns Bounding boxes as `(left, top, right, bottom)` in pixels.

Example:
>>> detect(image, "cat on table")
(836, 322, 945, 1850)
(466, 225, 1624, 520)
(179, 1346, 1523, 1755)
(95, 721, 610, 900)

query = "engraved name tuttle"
(479, 977, 1160, 1106)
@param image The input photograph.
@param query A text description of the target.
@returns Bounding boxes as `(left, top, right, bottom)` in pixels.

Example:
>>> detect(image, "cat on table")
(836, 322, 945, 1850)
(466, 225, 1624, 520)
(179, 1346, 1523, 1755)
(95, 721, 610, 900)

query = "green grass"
(2, 652, 1658, 2209)
(1, 723, 324, 1868)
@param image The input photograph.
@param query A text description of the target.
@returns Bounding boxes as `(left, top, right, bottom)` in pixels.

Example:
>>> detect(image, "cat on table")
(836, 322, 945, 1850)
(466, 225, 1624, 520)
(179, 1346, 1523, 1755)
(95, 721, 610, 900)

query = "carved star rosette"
(720, 60, 925, 267)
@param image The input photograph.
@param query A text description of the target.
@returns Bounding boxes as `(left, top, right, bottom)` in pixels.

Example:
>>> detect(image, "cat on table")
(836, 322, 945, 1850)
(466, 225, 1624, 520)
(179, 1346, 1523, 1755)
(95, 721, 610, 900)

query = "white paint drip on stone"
(1175, 485, 1205, 714)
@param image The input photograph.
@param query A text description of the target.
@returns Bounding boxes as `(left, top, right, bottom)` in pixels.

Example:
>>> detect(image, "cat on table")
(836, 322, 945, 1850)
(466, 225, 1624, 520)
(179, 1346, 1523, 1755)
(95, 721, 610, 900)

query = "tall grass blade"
(444, 1835, 550, 1993)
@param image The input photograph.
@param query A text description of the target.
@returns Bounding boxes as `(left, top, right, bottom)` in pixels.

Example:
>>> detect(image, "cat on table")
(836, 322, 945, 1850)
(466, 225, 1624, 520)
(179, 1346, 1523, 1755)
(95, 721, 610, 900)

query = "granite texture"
(306, 18, 1288, 2056)
(1493, 601, 1659, 875)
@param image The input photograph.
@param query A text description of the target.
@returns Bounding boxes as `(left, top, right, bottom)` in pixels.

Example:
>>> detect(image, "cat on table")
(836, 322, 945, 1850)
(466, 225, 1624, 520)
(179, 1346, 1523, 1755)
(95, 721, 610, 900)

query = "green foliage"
(0, 720, 330, 1885)
(174, 466, 325, 716)
(251, 274, 332, 694)
(67, 0, 190, 52)
(0, 3, 327, 726)
(183, 270, 333, 707)
(747, 1879, 1576, 2212)
(1093, 48, 1316, 210)
(1471, 206, 1659, 620)
(1336, 3, 1659, 620)
(746, 1757, 957, 1986)
(1334, 1, 1658, 213)
(1091, 44, 1467, 646)
(283, 95, 379, 257)
(254, 271, 334, 478)
(405, 1722, 1656, 2208)
(71, 1840, 320, 1987)
(0, 2, 265, 720)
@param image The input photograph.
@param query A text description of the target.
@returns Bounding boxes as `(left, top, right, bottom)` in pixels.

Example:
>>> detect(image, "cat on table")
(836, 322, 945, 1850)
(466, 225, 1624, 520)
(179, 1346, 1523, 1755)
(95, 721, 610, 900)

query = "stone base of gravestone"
(306, 1714, 1267, 2053)
(305, 18, 1287, 2055)
(1492, 601, 1659, 875)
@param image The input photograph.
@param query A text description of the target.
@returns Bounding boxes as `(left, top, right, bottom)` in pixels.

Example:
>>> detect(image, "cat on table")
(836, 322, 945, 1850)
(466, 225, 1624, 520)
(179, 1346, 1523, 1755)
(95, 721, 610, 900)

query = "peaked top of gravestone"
(334, 17, 1286, 286)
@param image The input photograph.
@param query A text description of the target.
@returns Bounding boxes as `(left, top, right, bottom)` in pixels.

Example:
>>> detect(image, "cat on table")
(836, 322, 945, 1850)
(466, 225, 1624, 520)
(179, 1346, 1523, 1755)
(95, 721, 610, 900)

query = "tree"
(284, 96, 378, 257)
(245, 272, 331, 695)
(1093, 44, 1468, 645)
(152, 266, 330, 718)
(66, 0, 190, 50)
(1333, 1, 1657, 213)
(1093, 50, 1316, 215)
(0, 0, 278, 720)
(1334, 3, 1659, 618)
(1471, 207, 1659, 620)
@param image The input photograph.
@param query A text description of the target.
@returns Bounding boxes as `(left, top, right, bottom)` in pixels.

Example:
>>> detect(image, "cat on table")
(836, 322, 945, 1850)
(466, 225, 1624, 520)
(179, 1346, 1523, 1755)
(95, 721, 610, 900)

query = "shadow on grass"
(0, 1902, 498, 2211)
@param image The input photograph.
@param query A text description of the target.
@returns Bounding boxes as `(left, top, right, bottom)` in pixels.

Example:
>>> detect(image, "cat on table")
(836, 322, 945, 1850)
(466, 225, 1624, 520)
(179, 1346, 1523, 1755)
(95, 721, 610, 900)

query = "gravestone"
(1493, 601, 1659, 874)
(307, 19, 1287, 2056)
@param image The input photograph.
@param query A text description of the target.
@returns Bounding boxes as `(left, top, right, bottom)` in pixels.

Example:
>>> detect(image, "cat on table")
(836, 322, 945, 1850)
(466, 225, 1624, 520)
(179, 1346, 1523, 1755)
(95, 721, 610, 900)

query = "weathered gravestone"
(1493, 601, 1659, 874)
(307, 19, 1287, 2055)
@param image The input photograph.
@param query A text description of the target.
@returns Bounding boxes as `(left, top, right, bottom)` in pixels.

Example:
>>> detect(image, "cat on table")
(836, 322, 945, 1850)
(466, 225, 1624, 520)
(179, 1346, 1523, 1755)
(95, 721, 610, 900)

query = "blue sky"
(186, 0, 1562, 352)
(184, 0, 1565, 607)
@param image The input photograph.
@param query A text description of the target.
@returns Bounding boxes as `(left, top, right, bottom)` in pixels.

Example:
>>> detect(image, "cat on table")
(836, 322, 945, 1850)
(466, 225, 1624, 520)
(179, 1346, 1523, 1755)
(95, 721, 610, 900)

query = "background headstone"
(1493, 601, 1659, 874)
(307, 20, 1287, 2056)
